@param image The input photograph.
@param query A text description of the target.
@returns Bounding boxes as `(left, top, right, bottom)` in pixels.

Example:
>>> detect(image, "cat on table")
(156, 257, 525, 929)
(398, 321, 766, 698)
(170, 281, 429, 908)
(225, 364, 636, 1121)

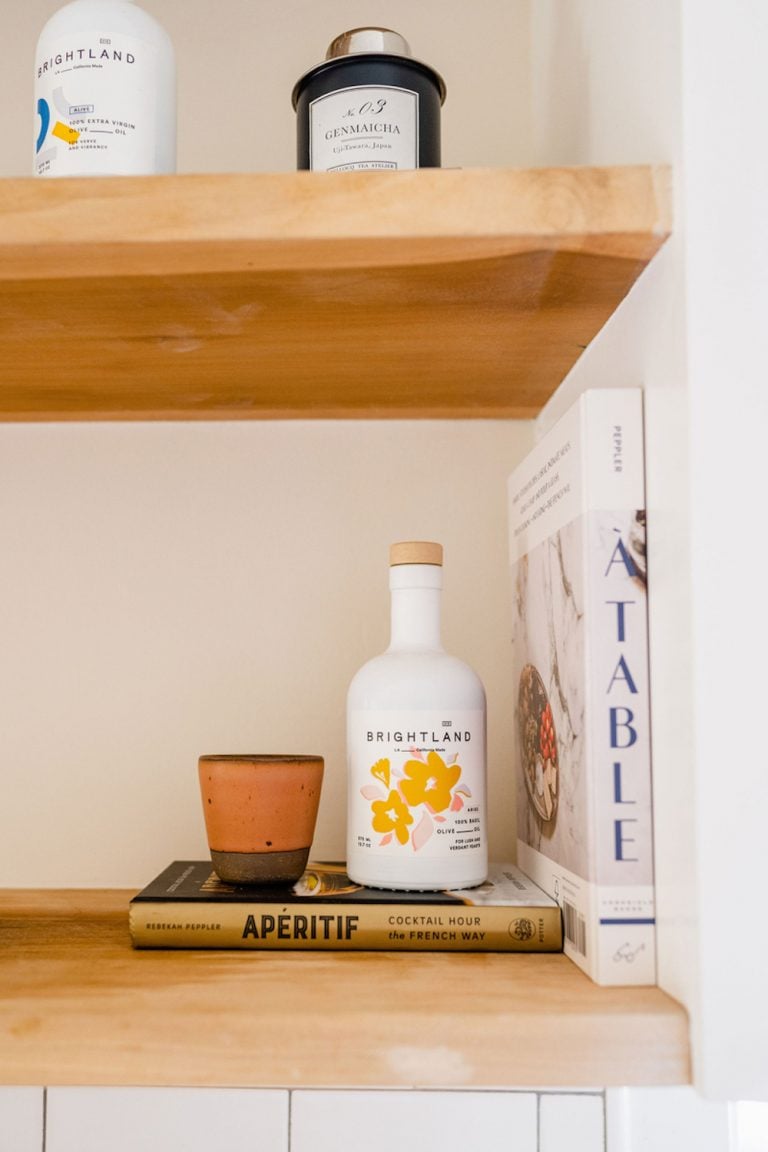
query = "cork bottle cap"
(389, 541, 443, 567)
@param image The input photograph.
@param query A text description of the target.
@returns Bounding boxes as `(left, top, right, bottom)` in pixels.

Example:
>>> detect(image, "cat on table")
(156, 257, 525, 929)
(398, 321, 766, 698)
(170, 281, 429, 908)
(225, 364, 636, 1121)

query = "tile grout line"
(288, 1087, 293, 1152)
(536, 1091, 541, 1152)
(42, 1086, 47, 1152)
(601, 1089, 608, 1152)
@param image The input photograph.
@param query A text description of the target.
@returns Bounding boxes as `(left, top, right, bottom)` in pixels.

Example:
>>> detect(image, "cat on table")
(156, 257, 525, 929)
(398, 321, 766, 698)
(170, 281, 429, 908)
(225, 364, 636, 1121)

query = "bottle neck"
(388, 564, 443, 652)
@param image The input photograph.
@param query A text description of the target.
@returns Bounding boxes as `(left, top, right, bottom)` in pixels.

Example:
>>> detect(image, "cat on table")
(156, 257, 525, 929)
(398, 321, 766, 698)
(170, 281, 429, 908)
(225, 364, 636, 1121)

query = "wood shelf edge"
(1, 165, 672, 281)
(0, 888, 690, 1089)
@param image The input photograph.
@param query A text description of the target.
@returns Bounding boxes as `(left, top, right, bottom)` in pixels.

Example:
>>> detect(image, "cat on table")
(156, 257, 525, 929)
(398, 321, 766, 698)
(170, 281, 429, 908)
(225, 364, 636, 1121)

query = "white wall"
(2, 0, 534, 888)
(530, 1, 680, 167)
(531, 0, 694, 1027)
(680, 0, 768, 1105)
(531, 0, 768, 1105)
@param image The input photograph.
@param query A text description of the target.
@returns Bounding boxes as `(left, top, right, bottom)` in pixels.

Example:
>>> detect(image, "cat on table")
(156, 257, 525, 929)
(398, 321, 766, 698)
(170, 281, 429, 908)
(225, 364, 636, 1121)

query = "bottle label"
(348, 709, 486, 861)
(309, 85, 418, 171)
(35, 32, 158, 176)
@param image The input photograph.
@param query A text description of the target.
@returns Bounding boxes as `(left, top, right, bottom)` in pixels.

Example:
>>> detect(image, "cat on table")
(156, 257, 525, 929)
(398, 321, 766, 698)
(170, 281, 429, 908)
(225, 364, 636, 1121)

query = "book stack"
(129, 860, 562, 952)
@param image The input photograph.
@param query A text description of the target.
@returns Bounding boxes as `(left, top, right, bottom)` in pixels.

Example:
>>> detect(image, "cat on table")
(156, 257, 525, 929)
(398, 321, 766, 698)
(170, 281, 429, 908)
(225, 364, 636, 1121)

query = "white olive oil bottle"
(346, 542, 488, 891)
(34, 0, 176, 176)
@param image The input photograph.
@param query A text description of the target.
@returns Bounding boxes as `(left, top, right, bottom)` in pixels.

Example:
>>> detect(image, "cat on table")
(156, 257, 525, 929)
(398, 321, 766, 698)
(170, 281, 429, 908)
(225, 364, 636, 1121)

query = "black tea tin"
(292, 27, 446, 172)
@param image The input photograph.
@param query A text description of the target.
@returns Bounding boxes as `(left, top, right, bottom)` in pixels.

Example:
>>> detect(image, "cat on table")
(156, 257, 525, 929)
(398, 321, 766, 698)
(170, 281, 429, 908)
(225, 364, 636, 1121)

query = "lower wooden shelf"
(0, 889, 689, 1088)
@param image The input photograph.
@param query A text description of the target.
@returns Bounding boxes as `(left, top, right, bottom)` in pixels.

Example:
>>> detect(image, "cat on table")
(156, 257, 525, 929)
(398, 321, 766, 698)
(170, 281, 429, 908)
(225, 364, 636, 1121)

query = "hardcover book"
(508, 388, 655, 985)
(129, 860, 562, 952)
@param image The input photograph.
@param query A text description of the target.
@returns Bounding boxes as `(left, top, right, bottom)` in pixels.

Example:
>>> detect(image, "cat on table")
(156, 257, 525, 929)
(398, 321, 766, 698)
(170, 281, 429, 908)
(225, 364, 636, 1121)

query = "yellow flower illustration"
(371, 790, 414, 845)
(400, 750, 461, 814)
(370, 758, 391, 788)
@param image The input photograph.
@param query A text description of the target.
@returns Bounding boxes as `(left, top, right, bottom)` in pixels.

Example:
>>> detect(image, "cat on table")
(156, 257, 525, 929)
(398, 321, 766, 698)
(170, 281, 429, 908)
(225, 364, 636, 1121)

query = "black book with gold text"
(129, 860, 562, 952)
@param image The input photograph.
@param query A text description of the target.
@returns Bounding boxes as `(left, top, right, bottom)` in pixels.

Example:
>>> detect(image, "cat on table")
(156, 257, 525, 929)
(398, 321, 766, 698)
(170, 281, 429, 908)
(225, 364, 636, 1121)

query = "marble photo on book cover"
(513, 515, 590, 880)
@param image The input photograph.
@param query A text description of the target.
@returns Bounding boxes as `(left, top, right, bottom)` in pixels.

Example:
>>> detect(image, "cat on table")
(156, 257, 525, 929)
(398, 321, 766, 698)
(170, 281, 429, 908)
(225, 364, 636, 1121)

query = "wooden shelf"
(0, 166, 671, 421)
(0, 889, 689, 1088)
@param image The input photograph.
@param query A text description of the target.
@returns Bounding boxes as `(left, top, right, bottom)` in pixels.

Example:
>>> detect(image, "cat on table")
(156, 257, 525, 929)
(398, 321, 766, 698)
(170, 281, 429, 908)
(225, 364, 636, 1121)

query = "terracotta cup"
(198, 754, 324, 885)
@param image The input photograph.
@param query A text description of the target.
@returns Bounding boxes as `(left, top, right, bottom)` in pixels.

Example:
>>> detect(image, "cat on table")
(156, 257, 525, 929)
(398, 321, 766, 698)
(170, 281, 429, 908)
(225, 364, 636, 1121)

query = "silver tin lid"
(325, 27, 412, 60)
(291, 27, 446, 108)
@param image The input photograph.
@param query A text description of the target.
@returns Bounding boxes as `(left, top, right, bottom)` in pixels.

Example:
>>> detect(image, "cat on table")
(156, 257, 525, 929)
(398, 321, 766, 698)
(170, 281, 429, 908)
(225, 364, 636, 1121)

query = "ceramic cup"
(198, 754, 324, 885)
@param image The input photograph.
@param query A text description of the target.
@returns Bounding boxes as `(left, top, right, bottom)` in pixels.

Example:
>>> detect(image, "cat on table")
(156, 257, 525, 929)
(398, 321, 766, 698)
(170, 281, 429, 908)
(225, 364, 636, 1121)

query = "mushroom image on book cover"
(508, 387, 655, 986)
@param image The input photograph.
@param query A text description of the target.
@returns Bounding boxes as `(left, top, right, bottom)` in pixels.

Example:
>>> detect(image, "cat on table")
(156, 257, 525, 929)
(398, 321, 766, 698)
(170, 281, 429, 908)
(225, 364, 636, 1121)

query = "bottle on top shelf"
(34, 0, 176, 177)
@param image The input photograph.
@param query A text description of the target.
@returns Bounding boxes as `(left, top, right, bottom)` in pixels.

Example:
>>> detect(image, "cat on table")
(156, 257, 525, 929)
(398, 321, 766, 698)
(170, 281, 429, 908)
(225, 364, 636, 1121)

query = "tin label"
(348, 709, 486, 860)
(309, 85, 418, 171)
(35, 32, 157, 176)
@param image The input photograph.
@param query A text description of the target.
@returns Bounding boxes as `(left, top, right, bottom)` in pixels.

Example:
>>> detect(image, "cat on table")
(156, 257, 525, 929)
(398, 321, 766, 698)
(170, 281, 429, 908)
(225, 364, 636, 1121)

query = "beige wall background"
(2, 0, 534, 886)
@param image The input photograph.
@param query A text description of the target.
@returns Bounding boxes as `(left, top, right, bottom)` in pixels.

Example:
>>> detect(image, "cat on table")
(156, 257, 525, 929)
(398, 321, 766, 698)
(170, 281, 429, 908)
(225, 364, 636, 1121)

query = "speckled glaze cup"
(198, 755, 324, 885)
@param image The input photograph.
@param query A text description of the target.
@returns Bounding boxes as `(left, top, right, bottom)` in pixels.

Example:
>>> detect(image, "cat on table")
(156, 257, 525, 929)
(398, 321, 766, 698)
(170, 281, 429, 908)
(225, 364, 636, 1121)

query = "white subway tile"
(290, 1090, 537, 1152)
(46, 1087, 288, 1152)
(605, 1087, 731, 1152)
(0, 1087, 44, 1152)
(733, 1101, 768, 1152)
(539, 1093, 605, 1152)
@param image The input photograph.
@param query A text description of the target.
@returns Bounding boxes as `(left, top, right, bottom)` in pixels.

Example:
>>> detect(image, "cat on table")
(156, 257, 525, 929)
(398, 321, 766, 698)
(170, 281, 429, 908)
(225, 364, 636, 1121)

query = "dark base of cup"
(211, 847, 310, 886)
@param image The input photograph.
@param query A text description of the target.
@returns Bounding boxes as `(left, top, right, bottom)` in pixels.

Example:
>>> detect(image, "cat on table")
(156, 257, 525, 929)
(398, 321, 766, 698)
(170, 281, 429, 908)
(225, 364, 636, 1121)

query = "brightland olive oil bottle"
(34, 0, 176, 176)
(346, 542, 487, 891)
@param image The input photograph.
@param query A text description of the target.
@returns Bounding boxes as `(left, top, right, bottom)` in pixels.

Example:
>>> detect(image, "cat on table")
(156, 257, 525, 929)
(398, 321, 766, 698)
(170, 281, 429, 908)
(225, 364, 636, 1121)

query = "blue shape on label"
(36, 98, 51, 154)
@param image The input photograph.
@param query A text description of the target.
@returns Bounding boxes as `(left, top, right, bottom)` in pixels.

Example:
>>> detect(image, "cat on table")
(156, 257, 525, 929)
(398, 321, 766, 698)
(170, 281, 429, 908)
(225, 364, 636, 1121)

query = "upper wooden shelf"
(1, 889, 689, 1088)
(0, 166, 671, 421)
